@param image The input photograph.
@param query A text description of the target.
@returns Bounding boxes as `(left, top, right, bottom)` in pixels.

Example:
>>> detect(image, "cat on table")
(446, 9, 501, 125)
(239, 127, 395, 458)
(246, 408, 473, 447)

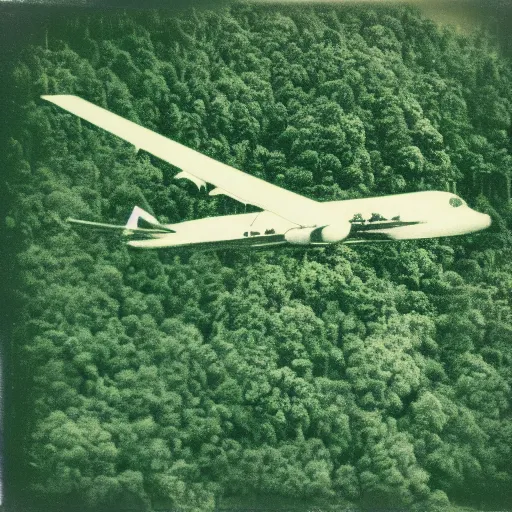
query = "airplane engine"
(285, 223, 352, 245)
(320, 223, 352, 243)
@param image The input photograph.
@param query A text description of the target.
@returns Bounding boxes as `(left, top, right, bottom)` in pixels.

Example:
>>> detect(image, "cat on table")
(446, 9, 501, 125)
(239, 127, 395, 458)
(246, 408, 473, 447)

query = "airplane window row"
(350, 213, 401, 223)
(243, 229, 276, 237)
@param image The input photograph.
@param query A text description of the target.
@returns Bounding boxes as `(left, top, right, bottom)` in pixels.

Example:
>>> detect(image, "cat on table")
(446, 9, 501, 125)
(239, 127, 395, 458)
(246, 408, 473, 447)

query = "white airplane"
(42, 95, 491, 251)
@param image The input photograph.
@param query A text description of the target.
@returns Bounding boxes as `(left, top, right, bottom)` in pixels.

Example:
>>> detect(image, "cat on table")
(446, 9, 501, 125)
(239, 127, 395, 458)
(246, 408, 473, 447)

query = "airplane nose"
(463, 211, 491, 234)
(481, 213, 492, 229)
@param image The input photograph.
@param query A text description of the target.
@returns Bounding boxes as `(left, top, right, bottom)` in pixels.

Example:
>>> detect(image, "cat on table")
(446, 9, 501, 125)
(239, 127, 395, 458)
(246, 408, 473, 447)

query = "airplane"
(41, 95, 492, 251)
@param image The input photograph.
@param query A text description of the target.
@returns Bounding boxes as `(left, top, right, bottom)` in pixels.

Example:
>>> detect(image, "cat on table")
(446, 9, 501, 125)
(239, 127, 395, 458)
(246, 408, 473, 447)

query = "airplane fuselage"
(128, 191, 491, 250)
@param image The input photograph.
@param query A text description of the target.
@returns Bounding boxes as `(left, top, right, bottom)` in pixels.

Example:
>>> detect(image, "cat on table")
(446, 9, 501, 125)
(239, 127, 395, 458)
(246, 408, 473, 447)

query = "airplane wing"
(41, 95, 322, 227)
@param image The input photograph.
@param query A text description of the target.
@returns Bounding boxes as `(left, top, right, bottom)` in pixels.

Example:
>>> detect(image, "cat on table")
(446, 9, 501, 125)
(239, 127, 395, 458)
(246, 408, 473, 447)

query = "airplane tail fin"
(67, 206, 174, 236)
(125, 206, 174, 232)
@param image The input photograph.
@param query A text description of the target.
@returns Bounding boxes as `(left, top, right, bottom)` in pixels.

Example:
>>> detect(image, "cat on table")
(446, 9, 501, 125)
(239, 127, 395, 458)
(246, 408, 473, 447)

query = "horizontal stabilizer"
(67, 218, 174, 234)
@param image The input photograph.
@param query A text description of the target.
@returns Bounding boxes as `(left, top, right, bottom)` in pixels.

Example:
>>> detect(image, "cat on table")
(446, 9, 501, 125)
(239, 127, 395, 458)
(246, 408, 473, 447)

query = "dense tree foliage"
(5, 4, 512, 511)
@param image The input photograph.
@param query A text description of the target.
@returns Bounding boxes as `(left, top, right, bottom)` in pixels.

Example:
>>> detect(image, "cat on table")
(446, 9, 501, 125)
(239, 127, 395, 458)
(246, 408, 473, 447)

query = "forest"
(3, 2, 512, 511)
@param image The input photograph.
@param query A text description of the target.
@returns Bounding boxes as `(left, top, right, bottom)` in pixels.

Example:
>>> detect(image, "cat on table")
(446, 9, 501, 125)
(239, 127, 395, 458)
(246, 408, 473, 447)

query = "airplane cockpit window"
(449, 197, 464, 208)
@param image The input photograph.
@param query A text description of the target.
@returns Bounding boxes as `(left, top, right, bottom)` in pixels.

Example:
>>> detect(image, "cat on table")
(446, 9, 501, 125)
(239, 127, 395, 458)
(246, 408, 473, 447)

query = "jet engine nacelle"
(284, 223, 352, 245)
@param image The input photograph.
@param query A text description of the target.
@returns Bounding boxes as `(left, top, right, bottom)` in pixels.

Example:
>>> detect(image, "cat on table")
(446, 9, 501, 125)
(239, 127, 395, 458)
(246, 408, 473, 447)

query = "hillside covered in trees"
(4, 3, 512, 511)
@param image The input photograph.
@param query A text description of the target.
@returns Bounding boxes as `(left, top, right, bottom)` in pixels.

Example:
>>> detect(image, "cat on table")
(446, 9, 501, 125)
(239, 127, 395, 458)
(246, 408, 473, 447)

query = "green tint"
(5, 4, 512, 511)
